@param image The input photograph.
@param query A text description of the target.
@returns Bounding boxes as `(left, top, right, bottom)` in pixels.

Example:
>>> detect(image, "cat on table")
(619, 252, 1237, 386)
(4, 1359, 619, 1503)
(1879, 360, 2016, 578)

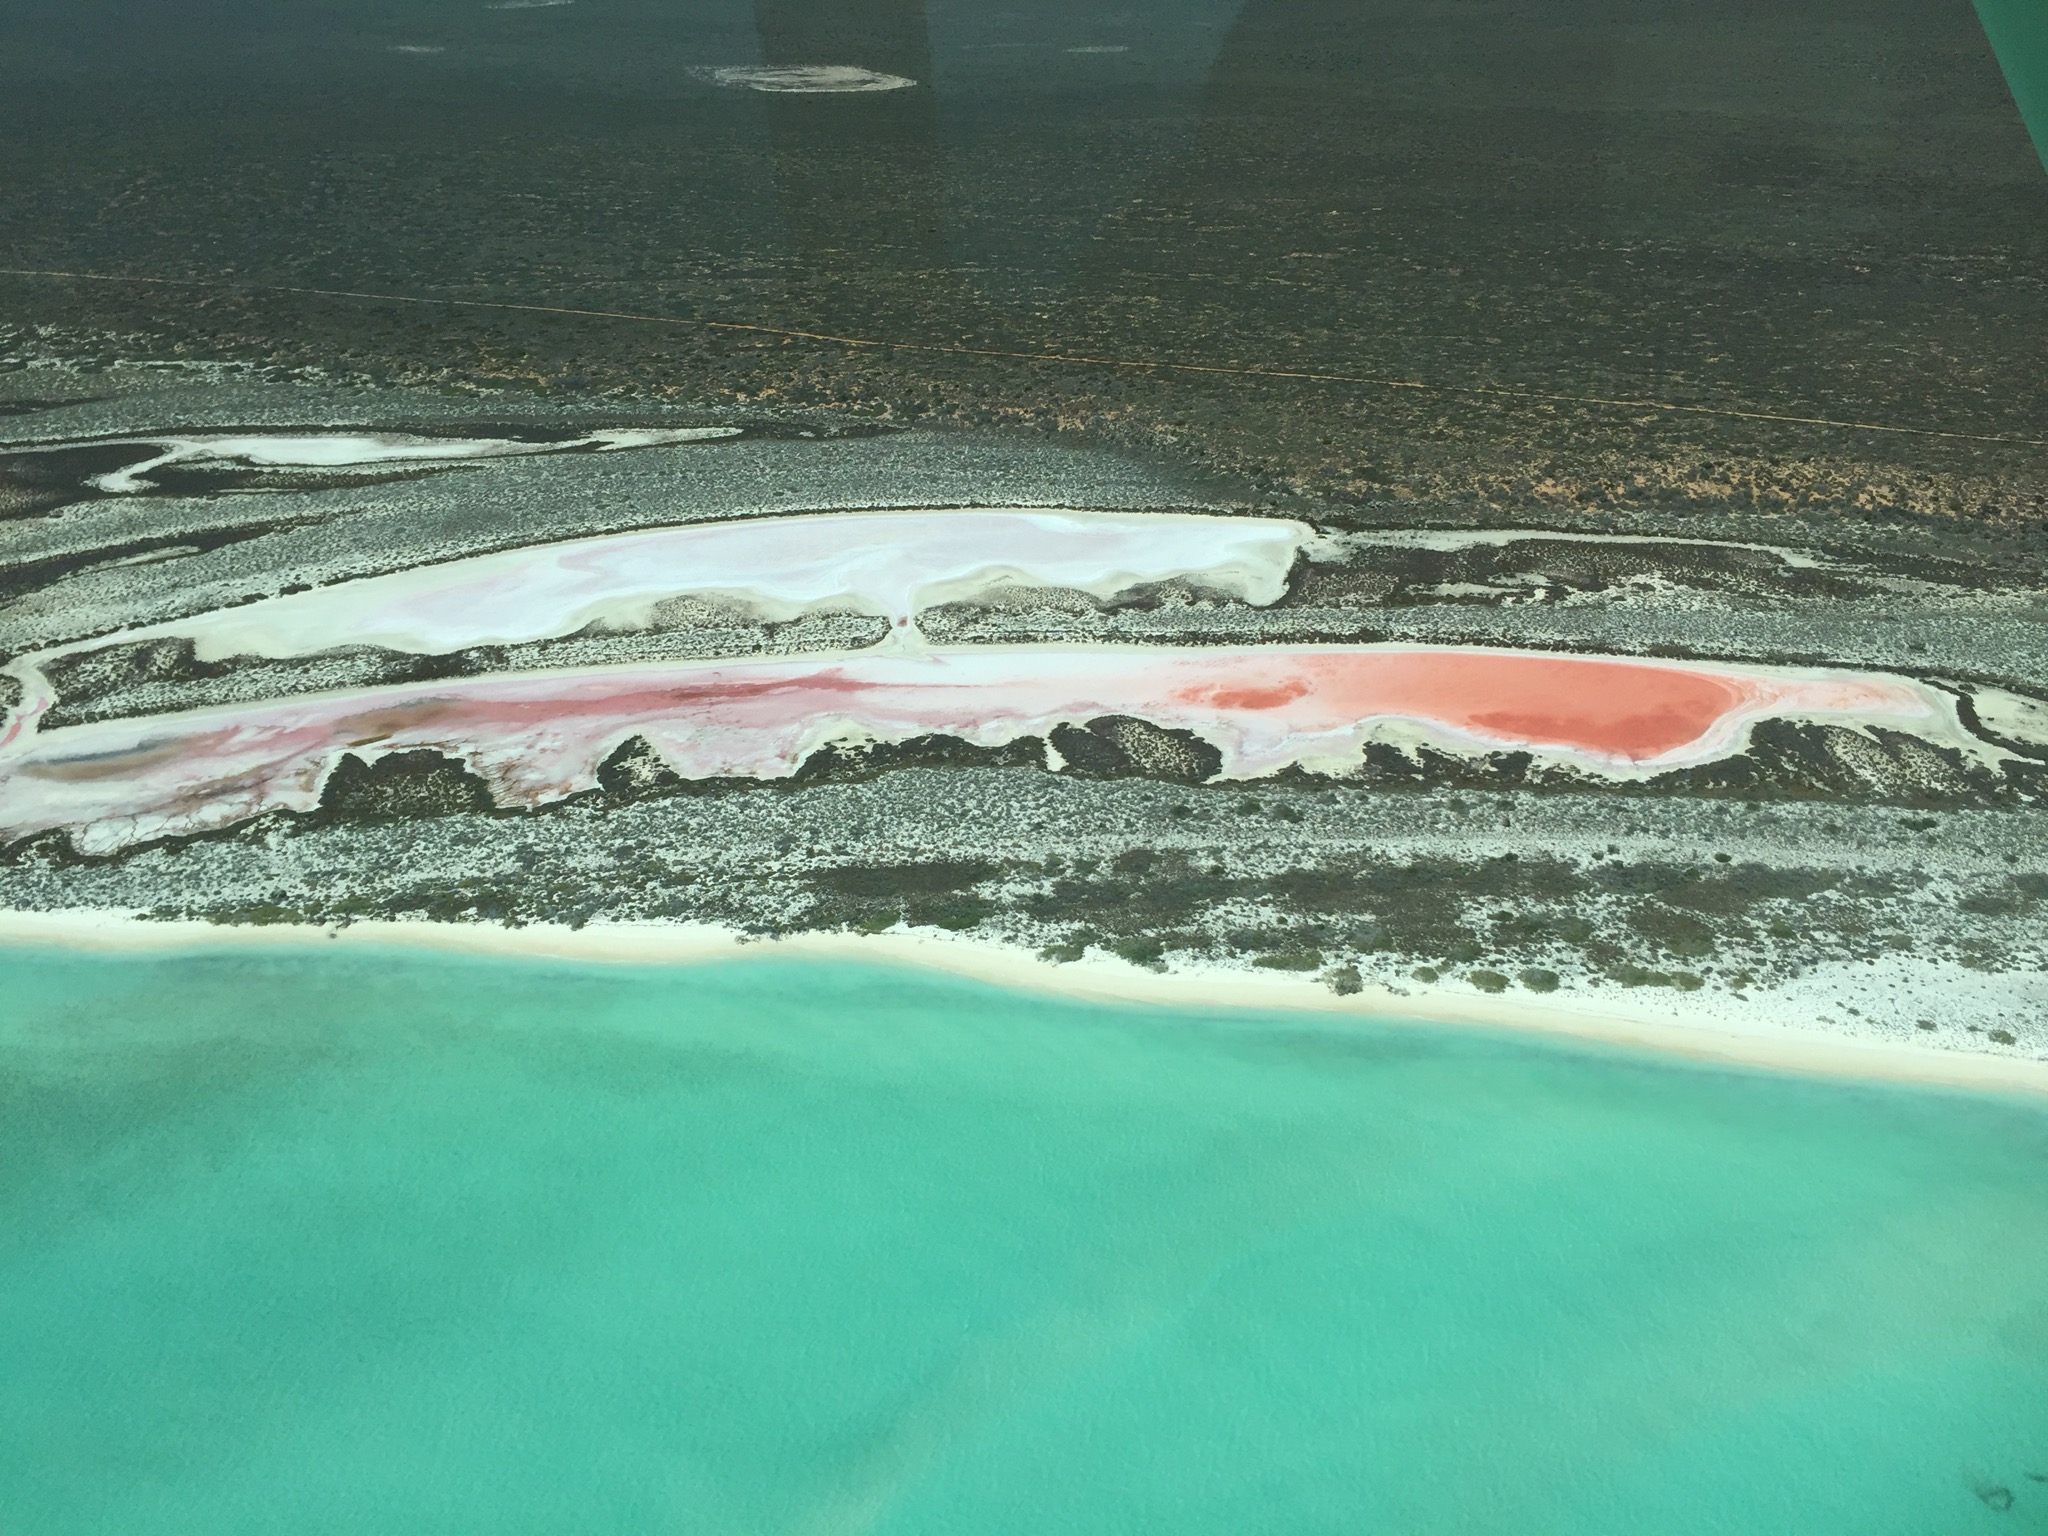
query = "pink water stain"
(1, 645, 1935, 851)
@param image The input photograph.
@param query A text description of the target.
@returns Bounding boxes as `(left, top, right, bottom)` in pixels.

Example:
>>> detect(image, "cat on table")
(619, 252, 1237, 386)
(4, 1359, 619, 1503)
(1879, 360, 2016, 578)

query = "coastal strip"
(4, 909, 2043, 1097)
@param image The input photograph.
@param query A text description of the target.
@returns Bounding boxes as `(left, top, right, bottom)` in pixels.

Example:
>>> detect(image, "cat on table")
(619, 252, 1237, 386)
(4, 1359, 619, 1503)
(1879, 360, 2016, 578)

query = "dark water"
(5, 945, 2047, 1533)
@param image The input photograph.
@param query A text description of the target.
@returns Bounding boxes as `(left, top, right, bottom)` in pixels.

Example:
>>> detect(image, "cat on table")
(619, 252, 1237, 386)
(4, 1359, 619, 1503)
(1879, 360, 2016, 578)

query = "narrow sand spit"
(4, 910, 2042, 1096)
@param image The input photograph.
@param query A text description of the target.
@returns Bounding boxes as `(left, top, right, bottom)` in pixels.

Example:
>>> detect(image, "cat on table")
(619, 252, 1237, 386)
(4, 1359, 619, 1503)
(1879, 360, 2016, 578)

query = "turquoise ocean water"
(4, 945, 2047, 1534)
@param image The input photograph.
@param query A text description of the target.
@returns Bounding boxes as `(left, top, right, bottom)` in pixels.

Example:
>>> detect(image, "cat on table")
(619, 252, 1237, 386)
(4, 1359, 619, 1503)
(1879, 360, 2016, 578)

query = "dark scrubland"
(4, 740, 2045, 1046)
(2, 0, 2044, 527)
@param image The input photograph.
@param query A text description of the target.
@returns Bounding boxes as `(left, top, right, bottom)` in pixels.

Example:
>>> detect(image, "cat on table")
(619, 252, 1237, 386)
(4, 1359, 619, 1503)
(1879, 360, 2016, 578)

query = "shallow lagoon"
(4, 946, 2046, 1533)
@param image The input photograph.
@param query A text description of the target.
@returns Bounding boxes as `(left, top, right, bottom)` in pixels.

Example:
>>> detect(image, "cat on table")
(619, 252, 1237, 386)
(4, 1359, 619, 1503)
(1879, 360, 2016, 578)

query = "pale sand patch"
(4, 909, 2042, 1098)
(1973, 686, 2048, 749)
(699, 66, 916, 93)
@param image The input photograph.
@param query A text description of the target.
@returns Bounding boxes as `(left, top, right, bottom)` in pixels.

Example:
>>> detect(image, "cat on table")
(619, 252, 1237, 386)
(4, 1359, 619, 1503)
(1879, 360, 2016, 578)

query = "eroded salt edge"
(108, 508, 1312, 661)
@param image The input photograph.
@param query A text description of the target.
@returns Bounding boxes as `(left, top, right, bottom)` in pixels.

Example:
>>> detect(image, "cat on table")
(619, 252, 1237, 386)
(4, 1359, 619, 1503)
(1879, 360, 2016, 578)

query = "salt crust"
(75, 508, 1310, 662)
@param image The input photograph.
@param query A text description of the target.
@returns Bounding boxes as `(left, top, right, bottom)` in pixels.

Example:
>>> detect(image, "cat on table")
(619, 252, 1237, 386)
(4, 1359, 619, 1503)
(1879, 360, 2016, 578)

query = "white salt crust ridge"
(25, 426, 740, 494)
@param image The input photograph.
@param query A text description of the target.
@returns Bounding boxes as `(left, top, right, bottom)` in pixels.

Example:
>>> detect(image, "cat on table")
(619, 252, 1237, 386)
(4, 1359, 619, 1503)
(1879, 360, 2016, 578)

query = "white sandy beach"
(4, 908, 2044, 1097)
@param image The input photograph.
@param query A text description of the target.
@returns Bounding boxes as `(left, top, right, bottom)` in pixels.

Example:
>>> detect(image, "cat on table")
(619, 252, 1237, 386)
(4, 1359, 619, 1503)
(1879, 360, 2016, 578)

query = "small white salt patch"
(698, 65, 915, 93)
(73, 427, 737, 494)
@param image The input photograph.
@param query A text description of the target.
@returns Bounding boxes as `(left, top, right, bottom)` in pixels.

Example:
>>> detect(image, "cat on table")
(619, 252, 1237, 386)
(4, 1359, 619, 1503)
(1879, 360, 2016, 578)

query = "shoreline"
(5, 908, 2045, 1098)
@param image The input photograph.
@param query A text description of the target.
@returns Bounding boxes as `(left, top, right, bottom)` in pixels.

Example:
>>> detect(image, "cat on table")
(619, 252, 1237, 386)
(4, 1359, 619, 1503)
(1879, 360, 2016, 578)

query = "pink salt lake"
(3, 644, 1933, 853)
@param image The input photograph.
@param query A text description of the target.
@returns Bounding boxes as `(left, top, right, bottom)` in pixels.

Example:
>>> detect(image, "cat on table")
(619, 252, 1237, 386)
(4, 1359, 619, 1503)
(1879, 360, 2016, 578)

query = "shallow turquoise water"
(4, 947, 2047, 1534)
